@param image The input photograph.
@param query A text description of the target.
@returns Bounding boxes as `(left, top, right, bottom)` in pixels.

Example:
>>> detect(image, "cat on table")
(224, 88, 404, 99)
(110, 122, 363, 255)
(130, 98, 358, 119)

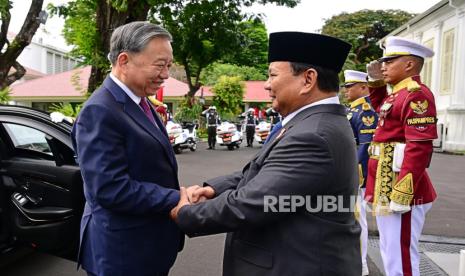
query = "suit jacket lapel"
(251, 104, 346, 162)
(149, 105, 178, 171)
(103, 77, 177, 171)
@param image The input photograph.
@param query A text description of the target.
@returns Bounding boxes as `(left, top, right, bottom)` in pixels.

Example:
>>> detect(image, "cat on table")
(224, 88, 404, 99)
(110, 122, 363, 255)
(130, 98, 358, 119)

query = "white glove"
(366, 60, 384, 81)
(50, 112, 74, 123)
(389, 200, 411, 214)
(50, 112, 66, 123)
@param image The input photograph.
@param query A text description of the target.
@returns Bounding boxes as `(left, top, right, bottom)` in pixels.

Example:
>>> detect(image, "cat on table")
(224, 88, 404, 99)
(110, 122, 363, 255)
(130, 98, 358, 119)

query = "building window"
(421, 39, 434, 88)
(46, 52, 54, 74)
(440, 29, 455, 95)
(46, 51, 78, 74)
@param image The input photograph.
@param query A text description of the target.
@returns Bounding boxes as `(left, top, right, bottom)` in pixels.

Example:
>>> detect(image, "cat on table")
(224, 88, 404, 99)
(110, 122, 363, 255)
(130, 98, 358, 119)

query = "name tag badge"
(380, 103, 393, 112)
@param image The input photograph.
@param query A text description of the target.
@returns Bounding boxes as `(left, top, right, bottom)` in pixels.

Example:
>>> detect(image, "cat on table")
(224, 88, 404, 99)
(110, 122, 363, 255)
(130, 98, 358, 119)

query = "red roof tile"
(8, 67, 45, 84)
(10, 66, 193, 99)
(11, 66, 91, 98)
(159, 77, 192, 97)
(243, 81, 270, 102)
(11, 66, 270, 103)
(201, 81, 270, 103)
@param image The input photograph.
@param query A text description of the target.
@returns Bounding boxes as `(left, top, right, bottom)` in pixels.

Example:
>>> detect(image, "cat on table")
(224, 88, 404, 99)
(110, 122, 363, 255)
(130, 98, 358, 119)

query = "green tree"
(49, 102, 82, 117)
(0, 0, 45, 90)
(212, 76, 244, 118)
(48, 0, 161, 93)
(222, 19, 269, 74)
(50, 0, 299, 95)
(201, 62, 266, 86)
(174, 99, 202, 123)
(0, 86, 11, 103)
(321, 9, 414, 71)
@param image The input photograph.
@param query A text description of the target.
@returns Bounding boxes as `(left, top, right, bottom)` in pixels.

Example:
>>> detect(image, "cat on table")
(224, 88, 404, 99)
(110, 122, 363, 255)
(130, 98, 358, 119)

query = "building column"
(431, 22, 443, 96)
(451, 8, 465, 107)
(446, 8, 465, 151)
(413, 31, 423, 43)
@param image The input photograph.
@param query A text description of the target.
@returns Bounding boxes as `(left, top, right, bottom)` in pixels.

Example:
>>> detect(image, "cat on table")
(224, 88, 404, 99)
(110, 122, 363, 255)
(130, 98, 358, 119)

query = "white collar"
(109, 73, 141, 105)
(282, 96, 340, 126)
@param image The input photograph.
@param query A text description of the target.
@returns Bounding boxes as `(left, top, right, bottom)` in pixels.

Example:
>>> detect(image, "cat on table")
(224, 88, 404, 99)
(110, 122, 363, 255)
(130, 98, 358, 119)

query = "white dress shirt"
(109, 73, 142, 106)
(282, 96, 340, 126)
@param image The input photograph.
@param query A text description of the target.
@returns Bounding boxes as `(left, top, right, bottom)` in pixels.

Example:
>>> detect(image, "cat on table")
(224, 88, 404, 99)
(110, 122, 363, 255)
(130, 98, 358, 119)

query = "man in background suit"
(72, 22, 183, 276)
(170, 32, 362, 276)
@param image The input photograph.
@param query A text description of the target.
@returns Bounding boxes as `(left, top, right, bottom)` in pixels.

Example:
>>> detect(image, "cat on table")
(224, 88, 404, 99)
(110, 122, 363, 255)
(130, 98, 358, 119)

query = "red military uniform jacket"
(365, 75, 437, 211)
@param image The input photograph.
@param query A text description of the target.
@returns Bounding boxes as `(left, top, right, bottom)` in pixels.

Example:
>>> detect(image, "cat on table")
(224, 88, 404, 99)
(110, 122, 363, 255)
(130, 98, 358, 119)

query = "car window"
(3, 123, 53, 155)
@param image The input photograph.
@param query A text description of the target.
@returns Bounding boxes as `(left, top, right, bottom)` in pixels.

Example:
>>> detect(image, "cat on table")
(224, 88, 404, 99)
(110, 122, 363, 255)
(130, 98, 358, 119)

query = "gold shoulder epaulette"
(407, 80, 421, 92)
(148, 96, 163, 106)
(362, 103, 371, 111)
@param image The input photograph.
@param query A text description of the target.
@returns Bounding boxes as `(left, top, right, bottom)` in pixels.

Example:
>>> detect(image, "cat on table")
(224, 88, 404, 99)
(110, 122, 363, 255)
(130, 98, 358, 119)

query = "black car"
(0, 105, 83, 262)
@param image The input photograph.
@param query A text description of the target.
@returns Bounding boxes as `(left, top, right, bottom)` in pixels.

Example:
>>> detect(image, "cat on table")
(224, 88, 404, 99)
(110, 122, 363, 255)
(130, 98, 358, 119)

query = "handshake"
(169, 185, 215, 221)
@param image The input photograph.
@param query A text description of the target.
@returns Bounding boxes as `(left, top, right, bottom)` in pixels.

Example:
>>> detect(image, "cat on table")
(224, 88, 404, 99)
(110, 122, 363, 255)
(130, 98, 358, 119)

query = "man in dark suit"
(170, 32, 361, 275)
(72, 22, 183, 276)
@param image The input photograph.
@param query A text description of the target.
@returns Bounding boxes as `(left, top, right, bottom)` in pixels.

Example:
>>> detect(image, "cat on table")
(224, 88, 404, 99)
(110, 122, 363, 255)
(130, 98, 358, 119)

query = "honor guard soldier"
(202, 106, 220, 150)
(365, 36, 437, 276)
(244, 108, 258, 147)
(265, 107, 282, 131)
(343, 69, 378, 276)
(148, 96, 169, 125)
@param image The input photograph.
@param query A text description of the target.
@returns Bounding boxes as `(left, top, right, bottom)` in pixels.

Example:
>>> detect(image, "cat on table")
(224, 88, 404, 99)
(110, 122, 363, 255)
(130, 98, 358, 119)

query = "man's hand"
(186, 185, 202, 203)
(191, 186, 215, 203)
(170, 187, 190, 221)
(366, 60, 383, 81)
(389, 200, 411, 214)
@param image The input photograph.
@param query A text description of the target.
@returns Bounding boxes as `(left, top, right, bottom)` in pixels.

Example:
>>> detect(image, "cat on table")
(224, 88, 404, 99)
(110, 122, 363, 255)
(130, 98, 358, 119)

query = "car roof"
(0, 104, 73, 133)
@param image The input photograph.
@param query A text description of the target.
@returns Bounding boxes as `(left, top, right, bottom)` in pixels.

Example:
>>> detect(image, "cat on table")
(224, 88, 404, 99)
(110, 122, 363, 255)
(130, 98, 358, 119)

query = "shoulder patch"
(410, 100, 428, 115)
(362, 115, 375, 126)
(407, 80, 421, 92)
(362, 103, 371, 111)
(347, 112, 353, 120)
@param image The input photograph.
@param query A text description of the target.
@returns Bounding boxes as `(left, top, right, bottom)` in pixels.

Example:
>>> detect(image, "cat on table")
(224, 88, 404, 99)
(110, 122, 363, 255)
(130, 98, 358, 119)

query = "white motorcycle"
(254, 121, 271, 144)
(166, 121, 197, 154)
(216, 121, 243, 150)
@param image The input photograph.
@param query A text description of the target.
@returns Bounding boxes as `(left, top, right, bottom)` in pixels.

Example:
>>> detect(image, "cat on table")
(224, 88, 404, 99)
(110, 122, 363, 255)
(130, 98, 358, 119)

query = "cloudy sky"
(245, 0, 441, 33)
(9, 0, 441, 49)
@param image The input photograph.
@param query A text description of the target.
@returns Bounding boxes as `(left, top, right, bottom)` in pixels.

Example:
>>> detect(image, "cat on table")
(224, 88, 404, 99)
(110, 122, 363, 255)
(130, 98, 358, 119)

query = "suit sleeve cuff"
(164, 189, 180, 212)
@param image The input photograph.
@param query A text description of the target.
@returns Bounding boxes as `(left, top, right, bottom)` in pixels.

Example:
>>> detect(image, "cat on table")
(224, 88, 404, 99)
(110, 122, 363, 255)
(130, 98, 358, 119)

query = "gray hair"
(108, 21, 172, 65)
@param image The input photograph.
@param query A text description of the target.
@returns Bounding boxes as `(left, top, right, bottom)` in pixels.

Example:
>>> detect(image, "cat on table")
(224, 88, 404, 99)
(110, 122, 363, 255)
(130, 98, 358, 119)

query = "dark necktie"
(139, 97, 157, 125)
(264, 121, 283, 144)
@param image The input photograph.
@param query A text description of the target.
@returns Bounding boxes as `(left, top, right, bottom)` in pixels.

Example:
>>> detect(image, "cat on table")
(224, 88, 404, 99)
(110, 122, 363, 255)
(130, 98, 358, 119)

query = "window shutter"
(421, 39, 434, 88)
(440, 29, 455, 94)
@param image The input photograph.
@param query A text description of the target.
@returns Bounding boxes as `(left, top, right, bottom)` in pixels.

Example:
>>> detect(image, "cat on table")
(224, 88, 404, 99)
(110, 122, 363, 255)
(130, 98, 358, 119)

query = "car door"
(0, 107, 84, 261)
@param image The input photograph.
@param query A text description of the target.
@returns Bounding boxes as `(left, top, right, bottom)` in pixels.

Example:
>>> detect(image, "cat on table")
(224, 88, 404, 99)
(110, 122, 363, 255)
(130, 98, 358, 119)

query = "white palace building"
(380, 0, 465, 152)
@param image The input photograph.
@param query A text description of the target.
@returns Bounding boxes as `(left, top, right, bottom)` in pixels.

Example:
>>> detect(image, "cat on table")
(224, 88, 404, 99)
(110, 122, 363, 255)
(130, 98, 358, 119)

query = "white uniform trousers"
(357, 188, 369, 271)
(376, 203, 432, 276)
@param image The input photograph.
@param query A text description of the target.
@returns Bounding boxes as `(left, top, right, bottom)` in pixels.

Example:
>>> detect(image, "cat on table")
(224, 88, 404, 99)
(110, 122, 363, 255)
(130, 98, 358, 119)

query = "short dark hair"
(289, 62, 340, 92)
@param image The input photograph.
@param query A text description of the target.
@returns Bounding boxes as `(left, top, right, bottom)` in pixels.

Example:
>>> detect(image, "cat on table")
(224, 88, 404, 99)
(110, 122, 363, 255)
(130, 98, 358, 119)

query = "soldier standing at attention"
(244, 108, 258, 147)
(365, 36, 438, 276)
(343, 69, 378, 276)
(202, 106, 220, 150)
